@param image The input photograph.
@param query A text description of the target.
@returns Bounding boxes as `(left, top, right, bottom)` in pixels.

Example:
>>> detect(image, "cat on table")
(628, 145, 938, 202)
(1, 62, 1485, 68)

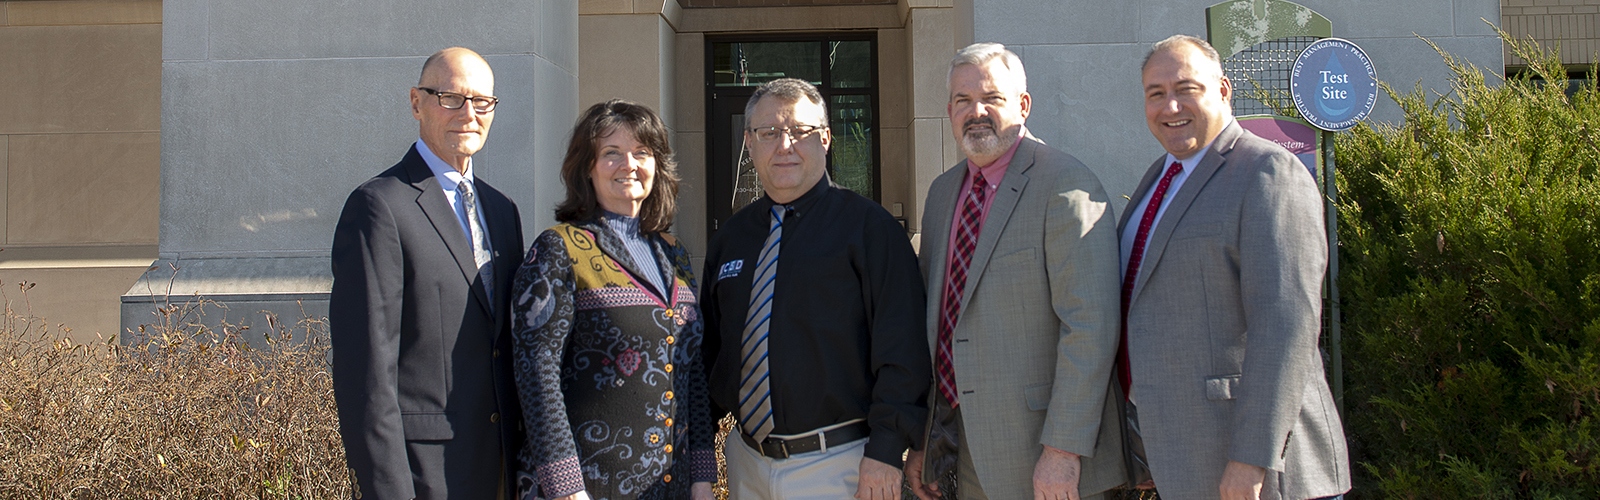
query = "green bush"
(1337, 32, 1600, 498)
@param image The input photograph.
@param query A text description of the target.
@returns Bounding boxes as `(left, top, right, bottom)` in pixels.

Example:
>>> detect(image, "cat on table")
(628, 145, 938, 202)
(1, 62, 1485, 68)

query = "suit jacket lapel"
(921, 162, 963, 351)
(406, 148, 494, 317)
(479, 180, 519, 322)
(959, 137, 1035, 307)
(1131, 123, 1243, 300)
(1118, 156, 1168, 235)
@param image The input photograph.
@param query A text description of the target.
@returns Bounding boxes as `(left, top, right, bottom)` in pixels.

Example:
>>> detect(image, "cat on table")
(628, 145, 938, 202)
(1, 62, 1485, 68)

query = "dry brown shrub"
(0, 281, 348, 499)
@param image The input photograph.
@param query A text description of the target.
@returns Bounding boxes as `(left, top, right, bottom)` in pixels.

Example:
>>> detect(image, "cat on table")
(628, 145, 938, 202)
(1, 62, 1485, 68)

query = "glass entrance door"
(704, 35, 878, 239)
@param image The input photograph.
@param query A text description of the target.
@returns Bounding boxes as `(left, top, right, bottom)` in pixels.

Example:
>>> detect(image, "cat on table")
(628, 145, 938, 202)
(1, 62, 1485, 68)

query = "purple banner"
(1238, 114, 1321, 180)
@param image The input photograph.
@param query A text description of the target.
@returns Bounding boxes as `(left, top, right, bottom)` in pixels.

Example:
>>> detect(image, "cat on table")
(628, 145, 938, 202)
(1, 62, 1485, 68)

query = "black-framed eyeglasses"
(748, 124, 828, 144)
(416, 87, 498, 113)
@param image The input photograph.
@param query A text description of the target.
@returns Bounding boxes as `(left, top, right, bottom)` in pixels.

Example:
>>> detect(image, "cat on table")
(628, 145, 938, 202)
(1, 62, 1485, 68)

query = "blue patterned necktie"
(738, 205, 785, 441)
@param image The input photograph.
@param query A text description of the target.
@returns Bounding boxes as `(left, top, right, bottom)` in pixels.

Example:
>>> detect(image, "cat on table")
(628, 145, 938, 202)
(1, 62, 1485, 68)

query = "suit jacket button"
(664, 391, 674, 401)
(664, 417, 674, 427)
(664, 310, 675, 318)
(663, 474, 672, 483)
(665, 336, 676, 345)
(489, 413, 500, 424)
(664, 444, 673, 453)
(664, 363, 674, 373)
(492, 349, 500, 358)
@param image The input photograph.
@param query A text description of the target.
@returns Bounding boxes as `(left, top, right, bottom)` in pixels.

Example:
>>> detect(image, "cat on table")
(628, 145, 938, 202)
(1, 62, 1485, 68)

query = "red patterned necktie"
(936, 172, 990, 408)
(1118, 161, 1185, 398)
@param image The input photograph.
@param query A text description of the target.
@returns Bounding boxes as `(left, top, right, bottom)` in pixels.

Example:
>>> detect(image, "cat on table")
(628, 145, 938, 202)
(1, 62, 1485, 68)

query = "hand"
(1032, 446, 1081, 500)
(1218, 460, 1266, 500)
(903, 449, 941, 500)
(855, 456, 903, 500)
(691, 481, 715, 500)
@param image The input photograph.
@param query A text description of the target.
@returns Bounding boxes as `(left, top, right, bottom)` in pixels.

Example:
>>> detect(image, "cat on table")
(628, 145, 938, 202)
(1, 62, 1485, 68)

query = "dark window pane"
(830, 41, 872, 89)
(829, 94, 874, 197)
(712, 42, 822, 87)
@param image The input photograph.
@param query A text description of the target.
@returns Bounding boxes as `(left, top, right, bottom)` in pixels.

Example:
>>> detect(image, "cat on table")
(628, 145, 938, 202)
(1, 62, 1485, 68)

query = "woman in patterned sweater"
(512, 100, 715, 500)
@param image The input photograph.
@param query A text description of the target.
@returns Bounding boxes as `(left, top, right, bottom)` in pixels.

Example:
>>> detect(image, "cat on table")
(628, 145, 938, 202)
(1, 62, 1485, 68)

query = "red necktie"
(936, 172, 990, 408)
(1118, 161, 1185, 398)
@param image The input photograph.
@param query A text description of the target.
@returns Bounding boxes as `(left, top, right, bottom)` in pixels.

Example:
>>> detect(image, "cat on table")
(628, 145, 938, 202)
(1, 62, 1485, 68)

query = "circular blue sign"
(1290, 38, 1378, 131)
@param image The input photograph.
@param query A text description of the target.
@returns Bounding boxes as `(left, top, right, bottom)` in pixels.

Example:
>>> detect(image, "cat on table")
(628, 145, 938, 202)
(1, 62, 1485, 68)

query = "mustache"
(963, 117, 996, 134)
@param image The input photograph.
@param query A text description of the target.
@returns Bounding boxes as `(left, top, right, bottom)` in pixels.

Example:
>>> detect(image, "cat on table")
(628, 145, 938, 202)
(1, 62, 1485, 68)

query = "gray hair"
(948, 42, 1027, 94)
(744, 78, 828, 123)
(1142, 34, 1221, 73)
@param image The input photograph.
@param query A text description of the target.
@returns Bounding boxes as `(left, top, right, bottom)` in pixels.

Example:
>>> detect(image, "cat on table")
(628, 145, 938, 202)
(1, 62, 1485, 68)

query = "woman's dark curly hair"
(554, 99, 680, 233)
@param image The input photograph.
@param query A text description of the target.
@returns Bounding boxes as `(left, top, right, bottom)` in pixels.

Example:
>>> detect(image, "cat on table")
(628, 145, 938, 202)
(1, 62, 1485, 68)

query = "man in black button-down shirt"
(701, 78, 931, 499)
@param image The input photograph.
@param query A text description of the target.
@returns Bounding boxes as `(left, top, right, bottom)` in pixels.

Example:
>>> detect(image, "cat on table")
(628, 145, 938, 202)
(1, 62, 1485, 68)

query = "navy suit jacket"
(330, 145, 524, 500)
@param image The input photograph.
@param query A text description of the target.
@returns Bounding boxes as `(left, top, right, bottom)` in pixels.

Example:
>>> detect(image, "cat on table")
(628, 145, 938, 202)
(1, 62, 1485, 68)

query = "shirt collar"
(763, 171, 833, 219)
(416, 139, 474, 191)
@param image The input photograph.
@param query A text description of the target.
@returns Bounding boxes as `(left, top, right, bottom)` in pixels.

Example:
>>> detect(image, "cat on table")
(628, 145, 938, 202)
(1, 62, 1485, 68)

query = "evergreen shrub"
(1337, 32, 1600, 498)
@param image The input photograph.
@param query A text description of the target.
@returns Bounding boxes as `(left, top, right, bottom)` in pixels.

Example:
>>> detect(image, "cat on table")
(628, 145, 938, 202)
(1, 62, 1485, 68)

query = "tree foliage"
(1337, 31, 1600, 498)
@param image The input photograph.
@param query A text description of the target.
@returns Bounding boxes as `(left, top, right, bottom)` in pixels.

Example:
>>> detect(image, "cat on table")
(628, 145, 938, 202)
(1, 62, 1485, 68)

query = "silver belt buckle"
(817, 429, 828, 453)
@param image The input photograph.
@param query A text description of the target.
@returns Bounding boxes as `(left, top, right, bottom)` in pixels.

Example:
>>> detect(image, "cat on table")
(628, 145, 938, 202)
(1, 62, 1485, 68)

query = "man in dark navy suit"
(330, 47, 524, 500)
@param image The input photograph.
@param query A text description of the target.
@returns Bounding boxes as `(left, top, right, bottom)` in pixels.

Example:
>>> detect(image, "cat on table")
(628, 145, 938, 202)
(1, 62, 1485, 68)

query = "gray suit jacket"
(1119, 123, 1349, 499)
(330, 145, 525, 500)
(919, 136, 1126, 498)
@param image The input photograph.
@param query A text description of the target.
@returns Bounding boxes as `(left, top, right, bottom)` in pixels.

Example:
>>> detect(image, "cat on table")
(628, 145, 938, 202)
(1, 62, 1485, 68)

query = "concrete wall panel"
(0, 24, 160, 134)
(0, 136, 6, 242)
(1018, 42, 1152, 213)
(528, 55, 580, 235)
(162, 0, 207, 60)
(580, 14, 669, 110)
(159, 58, 420, 253)
(544, 0, 581, 74)
(206, 1, 540, 60)
(8, 132, 159, 245)
(4, 0, 160, 25)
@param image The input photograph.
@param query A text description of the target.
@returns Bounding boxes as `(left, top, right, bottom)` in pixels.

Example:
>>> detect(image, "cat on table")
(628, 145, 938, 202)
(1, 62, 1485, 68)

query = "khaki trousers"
(725, 432, 866, 500)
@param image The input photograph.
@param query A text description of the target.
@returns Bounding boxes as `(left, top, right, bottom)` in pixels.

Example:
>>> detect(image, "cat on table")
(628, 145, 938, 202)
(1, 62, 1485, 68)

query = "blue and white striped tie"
(738, 205, 785, 442)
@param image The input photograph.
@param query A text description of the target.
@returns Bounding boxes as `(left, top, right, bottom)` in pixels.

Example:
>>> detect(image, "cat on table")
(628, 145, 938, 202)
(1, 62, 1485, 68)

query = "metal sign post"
(1291, 37, 1377, 417)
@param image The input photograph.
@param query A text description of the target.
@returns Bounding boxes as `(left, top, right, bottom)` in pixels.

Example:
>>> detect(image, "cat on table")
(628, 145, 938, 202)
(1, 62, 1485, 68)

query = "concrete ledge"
(120, 254, 332, 345)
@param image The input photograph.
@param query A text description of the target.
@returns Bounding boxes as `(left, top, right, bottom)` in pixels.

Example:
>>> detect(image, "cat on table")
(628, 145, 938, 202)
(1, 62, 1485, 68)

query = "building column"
(123, 0, 579, 338)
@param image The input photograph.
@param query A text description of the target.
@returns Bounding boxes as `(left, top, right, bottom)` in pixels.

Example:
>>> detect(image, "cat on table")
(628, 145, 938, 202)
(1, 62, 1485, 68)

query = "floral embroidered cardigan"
(511, 220, 715, 500)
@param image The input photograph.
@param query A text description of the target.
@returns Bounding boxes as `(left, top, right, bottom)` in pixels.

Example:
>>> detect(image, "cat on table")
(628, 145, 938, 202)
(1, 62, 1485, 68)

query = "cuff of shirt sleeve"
(863, 432, 908, 469)
(537, 456, 585, 498)
(689, 449, 717, 483)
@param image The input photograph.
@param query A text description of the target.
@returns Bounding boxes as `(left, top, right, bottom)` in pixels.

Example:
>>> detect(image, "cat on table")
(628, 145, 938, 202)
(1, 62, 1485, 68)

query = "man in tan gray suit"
(1121, 35, 1350, 500)
(906, 42, 1125, 500)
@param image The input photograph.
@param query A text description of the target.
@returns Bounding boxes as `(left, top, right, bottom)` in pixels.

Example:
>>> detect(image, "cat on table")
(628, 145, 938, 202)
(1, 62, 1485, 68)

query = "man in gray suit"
(1121, 34, 1350, 500)
(330, 47, 524, 500)
(906, 42, 1125, 500)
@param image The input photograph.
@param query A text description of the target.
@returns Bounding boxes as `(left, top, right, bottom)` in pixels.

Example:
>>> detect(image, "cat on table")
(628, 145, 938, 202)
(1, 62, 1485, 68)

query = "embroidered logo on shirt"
(717, 260, 743, 282)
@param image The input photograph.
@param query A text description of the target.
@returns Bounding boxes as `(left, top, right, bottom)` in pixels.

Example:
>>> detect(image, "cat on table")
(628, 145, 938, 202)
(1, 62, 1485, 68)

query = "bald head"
(420, 47, 491, 86)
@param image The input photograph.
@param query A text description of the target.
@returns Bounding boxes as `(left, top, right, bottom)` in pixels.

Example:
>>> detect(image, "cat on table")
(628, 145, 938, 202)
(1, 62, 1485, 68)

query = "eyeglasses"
(416, 87, 498, 113)
(748, 124, 827, 144)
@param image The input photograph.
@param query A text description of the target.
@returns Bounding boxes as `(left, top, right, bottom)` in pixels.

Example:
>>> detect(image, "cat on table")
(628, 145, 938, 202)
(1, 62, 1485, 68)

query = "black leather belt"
(740, 421, 870, 459)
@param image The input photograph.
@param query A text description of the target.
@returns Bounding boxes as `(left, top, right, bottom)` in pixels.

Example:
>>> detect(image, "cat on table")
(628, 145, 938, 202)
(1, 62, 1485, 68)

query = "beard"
(960, 117, 1016, 159)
